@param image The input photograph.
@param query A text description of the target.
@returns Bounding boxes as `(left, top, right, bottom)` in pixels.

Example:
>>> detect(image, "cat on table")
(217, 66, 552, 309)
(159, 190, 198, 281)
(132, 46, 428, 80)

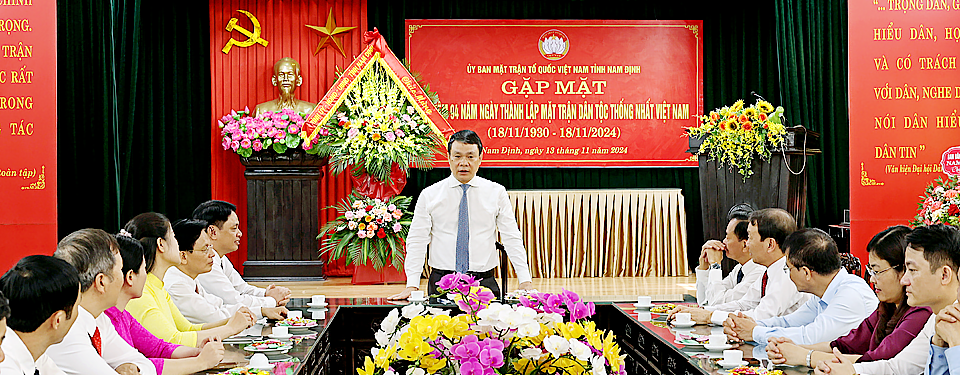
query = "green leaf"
(285, 133, 299, 148)
(273, 142, 288, 154)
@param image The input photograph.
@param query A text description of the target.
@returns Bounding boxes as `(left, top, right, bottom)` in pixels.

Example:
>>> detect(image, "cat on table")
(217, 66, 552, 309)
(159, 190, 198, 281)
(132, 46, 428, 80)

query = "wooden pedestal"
(240, 151, 327, 280)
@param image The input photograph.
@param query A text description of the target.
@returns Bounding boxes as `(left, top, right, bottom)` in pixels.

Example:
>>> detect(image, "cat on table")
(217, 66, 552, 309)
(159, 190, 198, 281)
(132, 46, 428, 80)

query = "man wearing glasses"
(723, 228, 879, 348)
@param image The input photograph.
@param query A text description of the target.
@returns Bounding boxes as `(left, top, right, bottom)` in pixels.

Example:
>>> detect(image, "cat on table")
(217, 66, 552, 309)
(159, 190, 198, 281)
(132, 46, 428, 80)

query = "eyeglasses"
(866, 265, 901, 278)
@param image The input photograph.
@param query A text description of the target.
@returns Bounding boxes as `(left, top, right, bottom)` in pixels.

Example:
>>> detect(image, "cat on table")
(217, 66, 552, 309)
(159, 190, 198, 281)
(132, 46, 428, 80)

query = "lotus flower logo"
(538, 29, 569, 60)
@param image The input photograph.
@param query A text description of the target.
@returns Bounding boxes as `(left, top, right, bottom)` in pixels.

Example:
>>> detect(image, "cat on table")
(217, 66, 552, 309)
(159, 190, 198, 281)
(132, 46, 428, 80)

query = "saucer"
(671, 321, 696, 328)
(717, 359, 748, 368)
(408, 297, 428, 303)
(307, 302, 328, 308)
(673, 339, 704, 347)
(267, 333, 292, 340)
(633, 303, 654, 309)
(703, 343, 733, 351)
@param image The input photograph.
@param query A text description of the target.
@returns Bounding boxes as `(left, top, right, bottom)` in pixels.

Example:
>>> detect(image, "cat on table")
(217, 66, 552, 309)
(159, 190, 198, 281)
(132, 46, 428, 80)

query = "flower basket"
(219, 108, 323, 157)
(912, 175, 960, 226)
(318, 192, 413, 272)
(687, 99, 788, 179)
(358, 273, 626, 375)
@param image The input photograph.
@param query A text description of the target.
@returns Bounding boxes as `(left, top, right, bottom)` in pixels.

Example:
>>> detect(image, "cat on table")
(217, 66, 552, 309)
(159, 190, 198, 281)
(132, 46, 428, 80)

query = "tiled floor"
(251, 276, 697, 302)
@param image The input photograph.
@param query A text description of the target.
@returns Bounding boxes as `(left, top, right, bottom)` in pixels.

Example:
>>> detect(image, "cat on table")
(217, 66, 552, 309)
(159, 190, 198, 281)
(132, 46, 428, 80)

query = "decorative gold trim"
(684, 24, 700, 39)
(408, 24, 422, 39)
(860, 163, 885, 186)
(21, 165, 45, 190)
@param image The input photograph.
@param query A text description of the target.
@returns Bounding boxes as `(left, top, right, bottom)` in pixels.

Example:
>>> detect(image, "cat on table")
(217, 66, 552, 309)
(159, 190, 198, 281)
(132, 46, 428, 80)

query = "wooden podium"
(239, 151, 327, 280)
(689, 127, 821, 243)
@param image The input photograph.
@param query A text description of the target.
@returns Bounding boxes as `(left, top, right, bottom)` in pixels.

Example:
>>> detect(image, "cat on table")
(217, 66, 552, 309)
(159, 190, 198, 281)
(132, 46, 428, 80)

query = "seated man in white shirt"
(696, 206, 765, 306)
(192, 201, 291, 310)
(165, 219, 287, 324)
(388, 130, 534, 300)
(813, 224, 960, 375)
(672, 208, 809, 324)
(724, 228, 879, 347)
(47, 229, 157, 375)
(0, 255, 81, 375)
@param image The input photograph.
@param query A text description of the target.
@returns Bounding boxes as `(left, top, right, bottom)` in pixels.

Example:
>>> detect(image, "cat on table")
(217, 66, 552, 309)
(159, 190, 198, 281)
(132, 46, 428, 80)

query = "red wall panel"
(209, 0, 367, 276)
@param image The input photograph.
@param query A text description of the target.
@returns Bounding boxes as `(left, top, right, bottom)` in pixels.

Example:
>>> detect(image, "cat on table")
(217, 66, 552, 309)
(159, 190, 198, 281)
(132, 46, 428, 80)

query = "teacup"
(723, 349, 743, 364)
(249, 353, 270, 368)
(287, 310, 302, 319)
(708, 334, 727, 346)
(674, 312, 692, 324)
(410, 291, 425, 300)
(637, 296, 652, 305)
(311, 295, 326, 304)
(272, 326, 288, 337)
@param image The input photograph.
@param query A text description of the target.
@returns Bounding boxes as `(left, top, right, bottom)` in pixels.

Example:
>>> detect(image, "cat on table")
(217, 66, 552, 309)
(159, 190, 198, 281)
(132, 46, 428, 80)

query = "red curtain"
(209, 0, 367, 276)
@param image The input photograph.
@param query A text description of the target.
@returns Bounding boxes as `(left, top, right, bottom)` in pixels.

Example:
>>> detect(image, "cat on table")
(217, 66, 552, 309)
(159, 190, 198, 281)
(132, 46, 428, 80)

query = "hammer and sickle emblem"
(221, 10, 268, 54)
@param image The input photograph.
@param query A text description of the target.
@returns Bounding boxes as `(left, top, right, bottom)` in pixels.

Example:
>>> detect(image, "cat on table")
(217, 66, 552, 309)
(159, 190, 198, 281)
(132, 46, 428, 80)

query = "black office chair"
(839, 253, 863, 279)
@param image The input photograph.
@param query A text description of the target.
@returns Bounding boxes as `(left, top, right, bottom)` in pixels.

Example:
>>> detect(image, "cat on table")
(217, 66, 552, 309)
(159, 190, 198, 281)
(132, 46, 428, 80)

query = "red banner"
(210, 0, 366, 275)
(0, 1, 57, 270)
(849, 3, 960, 259)
(405, 20, 702, 167)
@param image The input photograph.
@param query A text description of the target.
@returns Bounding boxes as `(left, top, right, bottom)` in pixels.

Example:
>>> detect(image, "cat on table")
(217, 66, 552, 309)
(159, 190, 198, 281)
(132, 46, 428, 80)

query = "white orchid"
(380, 309, 400, 332)
(519, 347, 546, 360)
(591, 355, 608, 375)
(543, 335, 570, 357)
(401, 303, 425, 319)
(570, 339, 592, 361)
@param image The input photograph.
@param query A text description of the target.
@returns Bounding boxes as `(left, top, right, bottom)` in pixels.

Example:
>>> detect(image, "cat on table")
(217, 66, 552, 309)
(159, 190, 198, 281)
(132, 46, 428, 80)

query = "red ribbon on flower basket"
(350, 163, 408, 200)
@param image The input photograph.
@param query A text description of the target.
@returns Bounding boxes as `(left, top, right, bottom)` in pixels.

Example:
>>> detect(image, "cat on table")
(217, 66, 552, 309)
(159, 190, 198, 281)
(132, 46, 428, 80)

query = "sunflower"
(731, 99, 745, 112)
(743, 107, 758, 118)
(757, 100, 774, 113)
(723, 120, 739, 131)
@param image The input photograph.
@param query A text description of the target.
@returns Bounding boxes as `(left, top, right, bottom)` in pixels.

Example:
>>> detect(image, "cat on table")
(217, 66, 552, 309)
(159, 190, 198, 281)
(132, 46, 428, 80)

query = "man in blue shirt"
(724, 228, 879, 347)
(920, 224, 960, 375)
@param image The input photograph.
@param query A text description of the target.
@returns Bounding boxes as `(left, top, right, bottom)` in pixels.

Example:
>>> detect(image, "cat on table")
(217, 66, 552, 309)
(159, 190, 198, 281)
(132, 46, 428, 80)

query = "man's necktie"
(760, 271, 769, 298)
(736, 269, 744, 284)
(90, 327, 102, 356)
(455, 184, 470, 273)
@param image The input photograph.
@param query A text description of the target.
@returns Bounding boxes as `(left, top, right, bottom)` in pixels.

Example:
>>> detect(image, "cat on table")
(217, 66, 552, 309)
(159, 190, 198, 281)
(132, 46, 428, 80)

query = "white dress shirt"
(404, 175, 533, 289)
(752, 269, 879, 346)
(696, 260, 766, 306)
(854, 314, 934, 375)
(164, 266, 262, 324)
(46, 306, 156, 375)
(708, 256, 810, 325)
(0, 330, 66, 375)
(196, 254, 276, 309)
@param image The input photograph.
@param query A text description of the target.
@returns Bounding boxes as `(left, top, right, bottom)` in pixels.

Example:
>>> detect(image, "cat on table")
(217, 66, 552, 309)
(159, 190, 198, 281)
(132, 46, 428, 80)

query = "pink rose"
(240, 139, 251, 149)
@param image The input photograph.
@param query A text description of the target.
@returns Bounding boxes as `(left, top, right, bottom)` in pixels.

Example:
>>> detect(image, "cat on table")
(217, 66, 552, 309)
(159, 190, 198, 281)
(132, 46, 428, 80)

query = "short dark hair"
(447, 130, 483, 155)
(727, 204, 754, 241)
(1, 255, 80, 332)
(906, 224, 960, 273)
(749, 208, 797, 248)
(784, 228, 841, 275)
(173, 219, 209, 252)
(55, 229, 119, 292)
(192, 200, 237, 229)
(115, 234, 145, 276)
(124, 212, 172, 273)
(0, 290, 8, 324)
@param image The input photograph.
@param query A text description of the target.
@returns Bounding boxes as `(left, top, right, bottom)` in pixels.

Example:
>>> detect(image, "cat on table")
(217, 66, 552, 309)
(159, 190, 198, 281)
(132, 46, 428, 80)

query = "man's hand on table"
(262, 306, 289, 320)
(388, 286, 418, 300)
(265, 284, 292, 306)
(666, 305, 712, 324)
(814, 348, 856, 375)
(723, 312, 756, 342)
(518, 281, 533, 290)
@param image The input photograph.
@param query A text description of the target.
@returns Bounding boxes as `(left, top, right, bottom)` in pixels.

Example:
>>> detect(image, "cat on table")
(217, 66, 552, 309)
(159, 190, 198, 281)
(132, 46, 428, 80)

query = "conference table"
(200, 297, 809, 375)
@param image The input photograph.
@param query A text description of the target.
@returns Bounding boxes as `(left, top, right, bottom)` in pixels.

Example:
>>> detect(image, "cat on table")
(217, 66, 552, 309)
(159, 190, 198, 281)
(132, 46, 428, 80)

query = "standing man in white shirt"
(725, 228, 879, 346)
(388, 130, 534, 300)
(672, 208, 808, 324)
(47, 229, 156, 375)
(813, 224, 960, 375)
(192, 200, 291, 310)
(0, 255, 81, 375)
(696, 207, 766, 306)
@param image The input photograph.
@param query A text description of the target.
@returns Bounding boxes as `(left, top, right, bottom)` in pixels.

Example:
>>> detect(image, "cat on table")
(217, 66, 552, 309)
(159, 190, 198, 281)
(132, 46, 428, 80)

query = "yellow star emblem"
(305, 9, 357, 57)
